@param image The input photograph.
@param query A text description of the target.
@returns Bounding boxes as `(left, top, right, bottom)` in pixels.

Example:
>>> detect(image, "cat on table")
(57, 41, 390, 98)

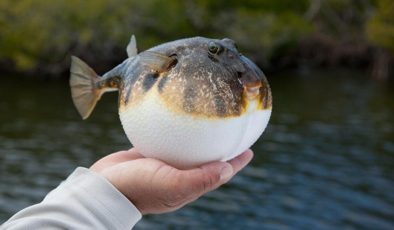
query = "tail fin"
(70, 56, 103, 119)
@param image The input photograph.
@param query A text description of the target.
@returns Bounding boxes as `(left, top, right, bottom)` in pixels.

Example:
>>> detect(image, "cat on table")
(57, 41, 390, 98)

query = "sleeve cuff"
(46, 167, 142, 229)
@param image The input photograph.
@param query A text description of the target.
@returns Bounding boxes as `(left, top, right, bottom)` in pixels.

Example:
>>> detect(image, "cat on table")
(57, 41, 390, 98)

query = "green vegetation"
(0, 0, 392, 77)
(366, 0, 394, 52)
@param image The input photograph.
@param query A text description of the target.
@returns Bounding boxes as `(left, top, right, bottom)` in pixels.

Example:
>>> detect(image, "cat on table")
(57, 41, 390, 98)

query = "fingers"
(199, 161, 234, 186)
(227, 149, 254, 175)
(90, 148, 144, 172)
(173, 162, 229, 201)
(177, 151, 252, 195)
(177, 149, 253, 197)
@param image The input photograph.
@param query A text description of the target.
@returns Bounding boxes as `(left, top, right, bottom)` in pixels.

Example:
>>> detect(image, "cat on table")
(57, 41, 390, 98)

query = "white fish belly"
(119, 90, 271, 169)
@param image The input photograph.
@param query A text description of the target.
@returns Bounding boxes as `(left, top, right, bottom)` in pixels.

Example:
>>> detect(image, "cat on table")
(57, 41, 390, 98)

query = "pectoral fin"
(139, 51, 177, 73)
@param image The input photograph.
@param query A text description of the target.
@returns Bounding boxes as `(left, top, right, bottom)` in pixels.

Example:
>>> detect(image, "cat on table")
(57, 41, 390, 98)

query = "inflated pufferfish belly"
(119, 88, 271, 168)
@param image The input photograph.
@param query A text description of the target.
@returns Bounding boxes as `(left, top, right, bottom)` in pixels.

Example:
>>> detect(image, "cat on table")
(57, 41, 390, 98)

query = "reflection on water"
(0, 70, 393, 229)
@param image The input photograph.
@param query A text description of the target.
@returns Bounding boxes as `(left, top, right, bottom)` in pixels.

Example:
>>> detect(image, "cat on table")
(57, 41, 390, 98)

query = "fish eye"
(208, 42, 221, 55)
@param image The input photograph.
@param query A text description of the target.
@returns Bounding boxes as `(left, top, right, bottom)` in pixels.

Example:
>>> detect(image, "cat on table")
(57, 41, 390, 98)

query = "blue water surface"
(0, 69, 393, 229)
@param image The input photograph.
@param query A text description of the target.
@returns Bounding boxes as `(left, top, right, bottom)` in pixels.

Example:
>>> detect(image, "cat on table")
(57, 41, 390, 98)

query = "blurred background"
(0, 0, 393, 229)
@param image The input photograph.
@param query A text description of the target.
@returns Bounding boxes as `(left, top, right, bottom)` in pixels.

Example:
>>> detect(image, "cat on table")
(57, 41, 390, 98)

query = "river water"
(0, 69, 393, 229)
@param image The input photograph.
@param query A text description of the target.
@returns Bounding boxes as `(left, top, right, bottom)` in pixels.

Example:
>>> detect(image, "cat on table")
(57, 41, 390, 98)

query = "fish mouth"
(245, 82, 262, 100)
(239, 55, 265, 100)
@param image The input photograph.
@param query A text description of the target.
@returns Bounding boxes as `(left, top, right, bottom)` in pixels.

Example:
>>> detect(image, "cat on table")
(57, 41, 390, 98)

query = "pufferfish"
(70, 35, 272, 169)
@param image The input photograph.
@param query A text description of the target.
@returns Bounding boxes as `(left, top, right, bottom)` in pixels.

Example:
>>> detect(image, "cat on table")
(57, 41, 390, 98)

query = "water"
(0, 69, 393, 229)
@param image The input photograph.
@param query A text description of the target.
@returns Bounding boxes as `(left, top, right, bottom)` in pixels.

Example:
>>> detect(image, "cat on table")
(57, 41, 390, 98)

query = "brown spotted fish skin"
(118, 37, 271, 119)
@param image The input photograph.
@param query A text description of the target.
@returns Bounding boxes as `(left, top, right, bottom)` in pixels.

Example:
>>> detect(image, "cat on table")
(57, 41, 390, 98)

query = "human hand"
(90, 148, 253, 215)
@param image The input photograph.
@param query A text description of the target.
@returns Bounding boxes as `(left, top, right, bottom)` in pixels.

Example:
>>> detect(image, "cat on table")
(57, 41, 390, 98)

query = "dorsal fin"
(127, 35, 137, 57)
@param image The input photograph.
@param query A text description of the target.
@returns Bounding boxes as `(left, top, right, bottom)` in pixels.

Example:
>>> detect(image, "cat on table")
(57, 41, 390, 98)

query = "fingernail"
(220, 164, 233, 181)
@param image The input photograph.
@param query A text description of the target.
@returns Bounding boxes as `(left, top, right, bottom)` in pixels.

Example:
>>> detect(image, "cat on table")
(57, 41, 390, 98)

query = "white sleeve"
(1, 167, 142, 230)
